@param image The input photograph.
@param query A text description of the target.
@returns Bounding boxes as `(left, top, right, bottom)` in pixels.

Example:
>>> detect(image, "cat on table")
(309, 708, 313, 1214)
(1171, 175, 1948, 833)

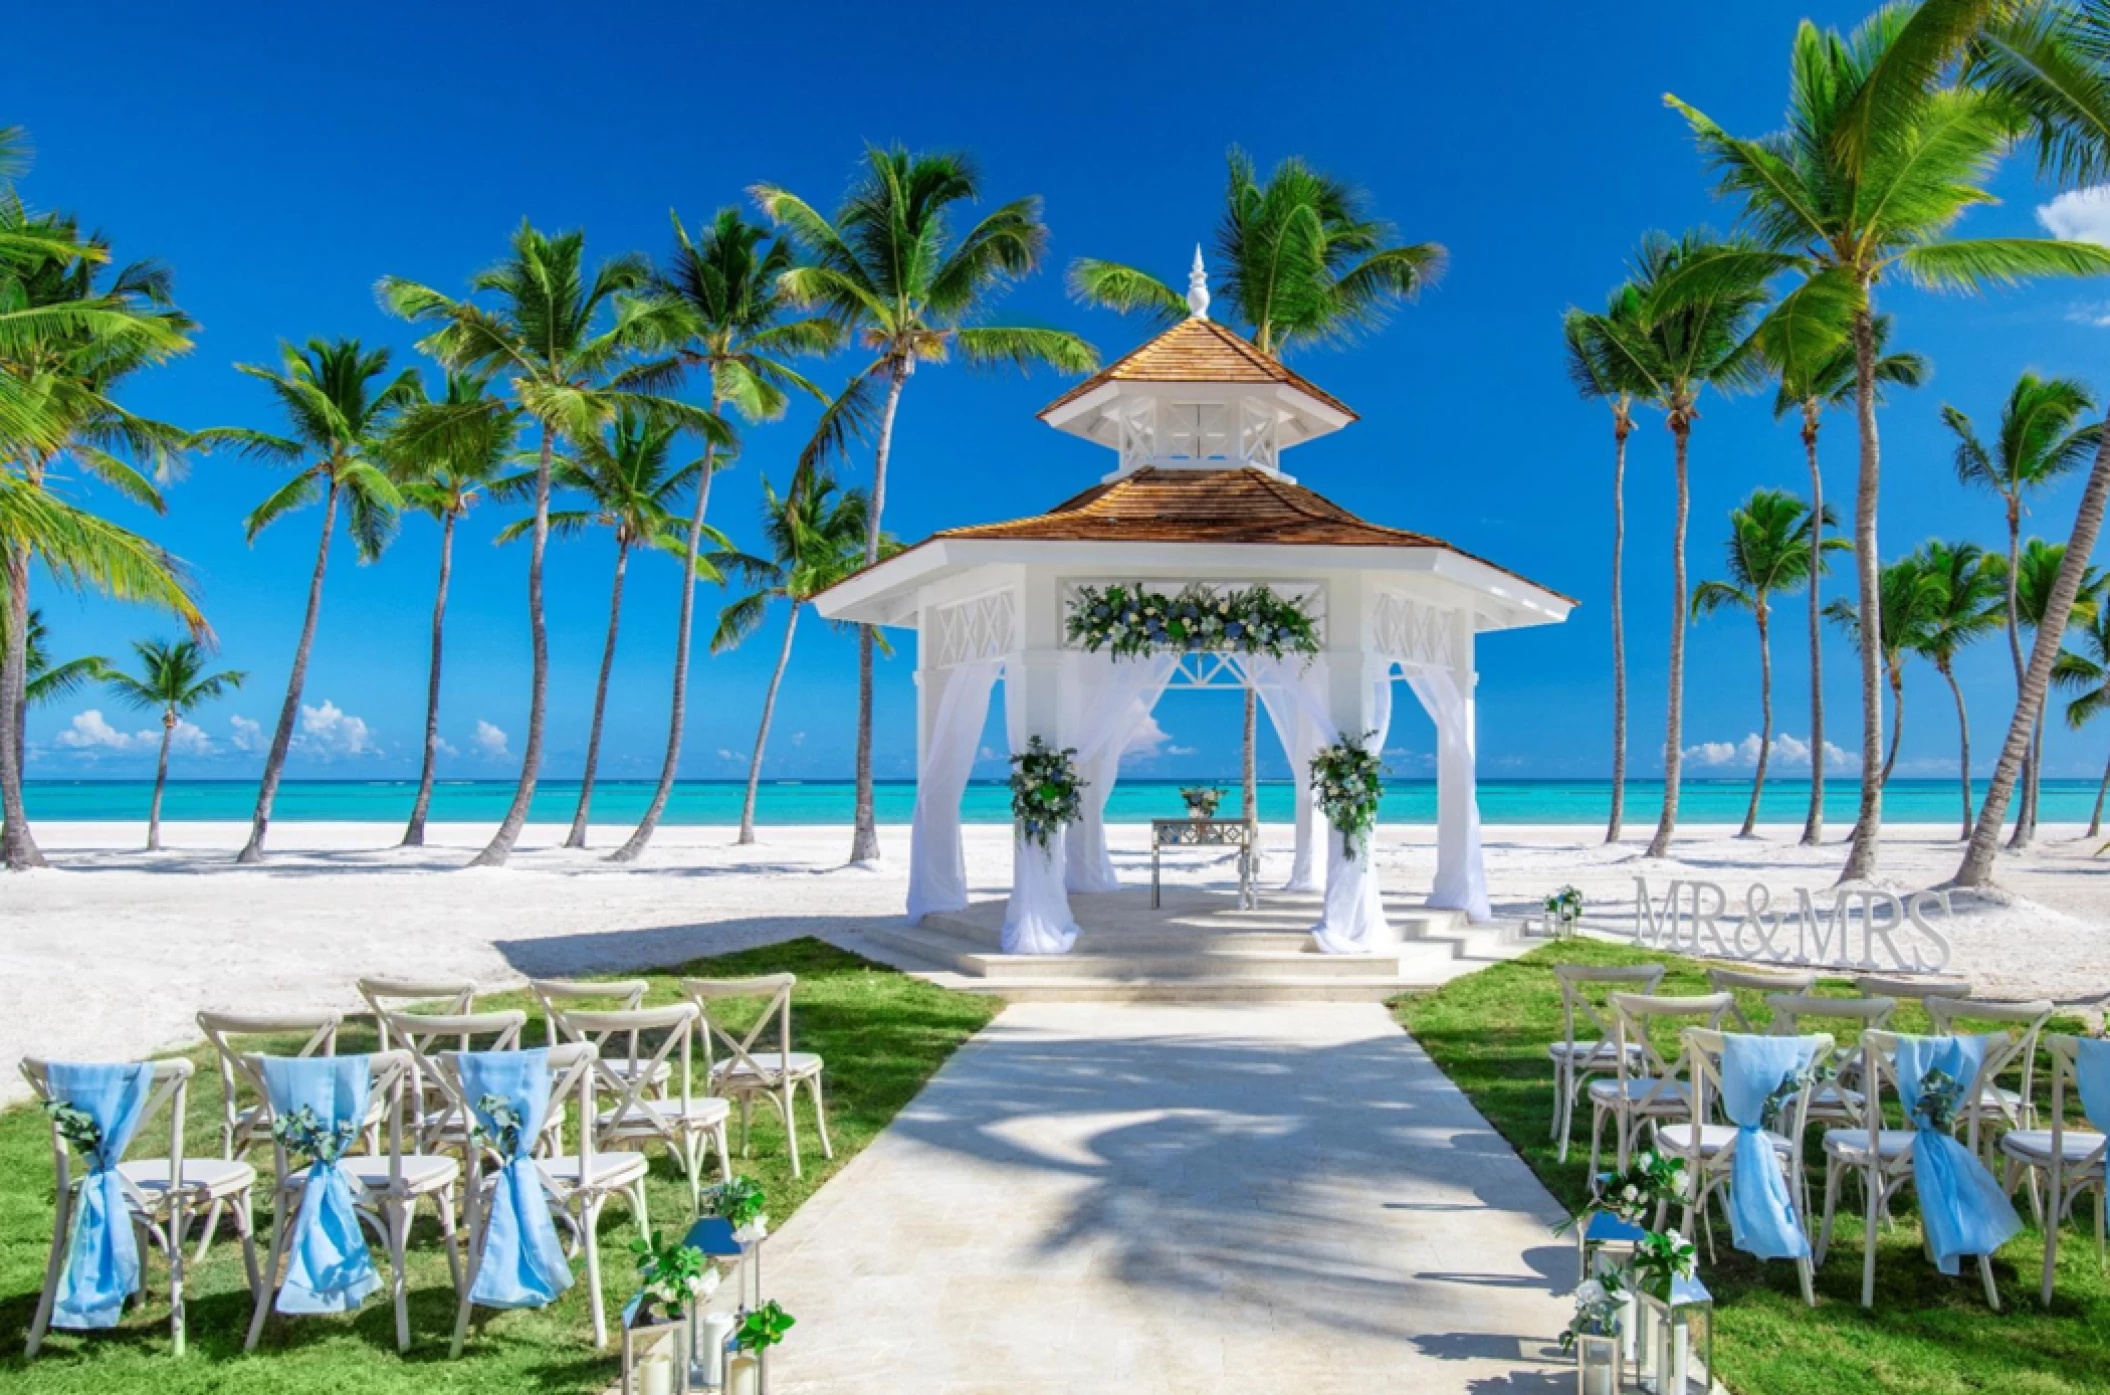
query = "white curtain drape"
(906, 658, 1002, 925)
(1404, 667, 1492, 922)
(1062, 652, 1178, 893)
(1249, 660, 1324, 893)
(1246, 656, 1393, 954)
(999, 672, 1080, 955)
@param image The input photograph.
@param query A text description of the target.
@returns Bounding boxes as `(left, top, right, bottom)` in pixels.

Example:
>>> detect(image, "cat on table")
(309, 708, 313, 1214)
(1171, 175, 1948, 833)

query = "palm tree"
(711, 478, 881, 844)
(755, 146, 1097, 865)
(1582, 232, 1774, 858)
(379, 223, 722, 867)
(2053, 604, 2110, 837)
(1068, 147, 1445, 354)
(197, 339, 415, 863)
(2011, 537, 2104, 839)
(1564, 291, 1650, 844)
(1827, 555, 1947, 795)
(1692, 489, 1840, 838)
(611, 209, 838, 863)
(496, 412, 718, 849)
(1910, 540, 2008, 838)
(1943, 372, 2101, 844)
(385, 370, 517, 848)
(1670, 0, 2110, 880)
(1766, 315, 1926, 845)
(1, 606, 108, 779)
(0, 203, 201, 869)
(102, 638, 242, 851)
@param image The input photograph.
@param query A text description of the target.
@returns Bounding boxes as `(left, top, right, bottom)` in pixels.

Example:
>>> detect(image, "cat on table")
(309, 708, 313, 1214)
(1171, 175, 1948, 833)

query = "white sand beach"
(2, 819, 2105, 1104)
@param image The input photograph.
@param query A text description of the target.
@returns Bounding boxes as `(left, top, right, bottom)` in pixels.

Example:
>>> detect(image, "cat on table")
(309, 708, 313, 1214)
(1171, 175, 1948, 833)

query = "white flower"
(1620, 1184, 1640, 1203)
(1576, 1279, 1608, 1308)
(688, 1268, 722, 1299)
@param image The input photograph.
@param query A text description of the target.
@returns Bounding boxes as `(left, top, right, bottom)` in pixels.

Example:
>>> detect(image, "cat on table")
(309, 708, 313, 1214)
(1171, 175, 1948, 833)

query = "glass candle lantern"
(1636, 1273, 1713, 1395)
(624, 1317, 690, 1395)
(1575, 1330, 1623, 1395)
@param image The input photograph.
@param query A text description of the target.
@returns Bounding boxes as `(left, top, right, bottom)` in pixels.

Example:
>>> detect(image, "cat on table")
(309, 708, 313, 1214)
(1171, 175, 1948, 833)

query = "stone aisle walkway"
(751, 1002, 1573, 1394)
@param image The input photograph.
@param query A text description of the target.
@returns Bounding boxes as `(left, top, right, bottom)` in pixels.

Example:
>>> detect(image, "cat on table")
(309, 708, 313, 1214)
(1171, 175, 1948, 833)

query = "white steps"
(853, 887, 1531, 1004)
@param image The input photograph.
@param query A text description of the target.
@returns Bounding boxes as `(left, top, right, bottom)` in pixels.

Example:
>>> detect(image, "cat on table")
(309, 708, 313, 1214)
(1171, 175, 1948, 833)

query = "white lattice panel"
(1374, 591, 1456, 672)
(929, 589, 1018, 670)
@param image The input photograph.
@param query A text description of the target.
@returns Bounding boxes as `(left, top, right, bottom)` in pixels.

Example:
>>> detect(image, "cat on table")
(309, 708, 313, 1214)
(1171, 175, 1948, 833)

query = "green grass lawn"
(0, 937, 1000, 1394)
(1395, 939, 2108, 1395)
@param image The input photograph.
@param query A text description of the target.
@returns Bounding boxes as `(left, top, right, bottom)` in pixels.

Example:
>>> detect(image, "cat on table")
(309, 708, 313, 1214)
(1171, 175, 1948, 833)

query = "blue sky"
(15, 0, 2110, 787)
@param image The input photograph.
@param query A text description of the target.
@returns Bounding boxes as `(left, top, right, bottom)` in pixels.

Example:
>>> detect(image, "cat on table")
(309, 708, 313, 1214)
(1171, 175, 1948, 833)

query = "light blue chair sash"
(1894, 1033, 2022, 1275)
(262, 1055, 380, 1314)
(460, 1048, 572, 1309)
(2076, 1038, 2110, 1135)
(1719, 1033, 1820, 1261)
(46, 1062, 155, 1330)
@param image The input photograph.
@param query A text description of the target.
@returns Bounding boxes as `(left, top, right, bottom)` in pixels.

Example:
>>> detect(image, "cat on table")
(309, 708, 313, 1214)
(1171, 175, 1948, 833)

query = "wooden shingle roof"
(1038, 317, 1357, 421)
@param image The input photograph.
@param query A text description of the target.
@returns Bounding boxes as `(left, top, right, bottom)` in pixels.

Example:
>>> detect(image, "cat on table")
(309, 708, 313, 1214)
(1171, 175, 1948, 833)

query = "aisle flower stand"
(1635, 1273, 1713, 1395)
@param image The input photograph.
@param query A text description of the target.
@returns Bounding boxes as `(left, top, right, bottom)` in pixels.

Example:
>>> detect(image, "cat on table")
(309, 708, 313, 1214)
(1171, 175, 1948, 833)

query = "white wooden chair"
(1816, 1028, 2025, 1309)
(376, 1008, 528, 1154)
(1767, 993, 1897, 1131)
(440, 1042, 649, 1352)
(1852, 973, 1973, 1005)
(1997, 1034, 2108, 1306)
(357, 976, 477, 1050)
(684, 974, 834, 1179)
(555, 1001, 730, 1214)
(22, 1057, 260, 1359)
(529, 977, 668, 1097)
(241, 1048, 463, 1353)
(1924, 997, 2054, 1153)
(193, 1009, 380, 1263)
(1652, 1028, 1834, 1303)
(1706, 966, 1817, 1031)
(1547, 963, 1666, 1164)
(1588, 991, 1732, 1180)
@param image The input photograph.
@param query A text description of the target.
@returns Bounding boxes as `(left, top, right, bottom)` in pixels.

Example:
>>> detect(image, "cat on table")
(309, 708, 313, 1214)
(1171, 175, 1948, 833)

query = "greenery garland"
(1068, 582, 1320, 661)
(1009, 736, 1086, 850)
(1309, 732, 1384, 860)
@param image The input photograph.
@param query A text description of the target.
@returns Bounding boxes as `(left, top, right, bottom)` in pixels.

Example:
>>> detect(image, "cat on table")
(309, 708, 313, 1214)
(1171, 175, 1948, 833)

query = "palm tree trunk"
(2003, 501, 2036, 849)
(1955, 444, 2110, 886)
(850, 361, 910, 866)
(613, 427, 721, 863)
(239, 478, 339, 864)
(740, 602, 801, 844)
(566, 538, 630, 849)
(1841, 307, 1885, 882)
(2089, 741, 2110, 840)
(1645, 417, 1692, 858)
(1802, 412, 1827, 846)
(0, 543, 43, 870)
(1741, 601, 1772, 839)
(402, 511, 456, 848)
(1939, 660, 1973, 840)
(1881, 664, 1905, 788)
(1608, 414, 1629, 844)
(473, 424, 554, 867)
(148, 712, 173, 852)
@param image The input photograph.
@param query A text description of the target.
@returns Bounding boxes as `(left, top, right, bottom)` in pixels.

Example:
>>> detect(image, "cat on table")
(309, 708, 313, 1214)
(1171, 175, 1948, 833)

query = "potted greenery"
(726, 1299, 795, 1395)
(624, 1230, 719, 1395)
(1543, 884, 1583, 938)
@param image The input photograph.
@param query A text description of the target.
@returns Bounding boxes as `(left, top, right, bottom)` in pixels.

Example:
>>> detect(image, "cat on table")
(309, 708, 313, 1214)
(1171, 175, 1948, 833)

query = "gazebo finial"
(1187, 245, 1210, 321)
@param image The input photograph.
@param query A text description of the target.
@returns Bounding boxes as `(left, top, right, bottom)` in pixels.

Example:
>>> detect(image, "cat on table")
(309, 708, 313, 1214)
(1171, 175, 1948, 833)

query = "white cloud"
(1682, 732, 1852, 771)
(791, 730, 806, 747)
(56, 709, 148, 752)
(293, 699, 379, 760)
(472, 720, 510, 760)
(229, 714, 263, 752)
(435, 736, 460, 759)
(2039, 186, 2110, 244)
(168, 720, 213, 756)
(2066, 301, 2110, 328)
(717, 747, 738, 762)
(1123, 715, 1175, 760)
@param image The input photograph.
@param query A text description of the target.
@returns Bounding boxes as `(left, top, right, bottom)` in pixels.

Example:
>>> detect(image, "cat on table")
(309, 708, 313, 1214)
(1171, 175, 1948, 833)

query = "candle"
(727, 1353, 760, 1395)
(639, 1350, 672, 1395)
(698, 1313, 735, 1387)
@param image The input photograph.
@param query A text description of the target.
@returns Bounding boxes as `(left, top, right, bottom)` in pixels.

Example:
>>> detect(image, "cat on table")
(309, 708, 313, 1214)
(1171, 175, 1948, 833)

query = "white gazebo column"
(1429, 616, 1491, 922)
(998, 574, 1080, 953)
(1312, 581, 1395, 954)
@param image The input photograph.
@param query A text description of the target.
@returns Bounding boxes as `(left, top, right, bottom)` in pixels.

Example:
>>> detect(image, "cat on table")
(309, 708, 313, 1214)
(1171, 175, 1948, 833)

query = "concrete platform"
(858, 886, 1530, 1003)
(743, 1001, 1576, 1394)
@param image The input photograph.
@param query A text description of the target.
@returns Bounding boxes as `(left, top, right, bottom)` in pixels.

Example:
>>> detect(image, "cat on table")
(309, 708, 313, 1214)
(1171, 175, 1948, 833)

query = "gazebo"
(814, 257, 1572, 957)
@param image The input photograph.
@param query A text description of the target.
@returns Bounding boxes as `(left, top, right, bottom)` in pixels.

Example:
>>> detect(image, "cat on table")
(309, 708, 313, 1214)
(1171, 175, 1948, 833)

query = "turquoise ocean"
(20, 777, 2106, 826)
